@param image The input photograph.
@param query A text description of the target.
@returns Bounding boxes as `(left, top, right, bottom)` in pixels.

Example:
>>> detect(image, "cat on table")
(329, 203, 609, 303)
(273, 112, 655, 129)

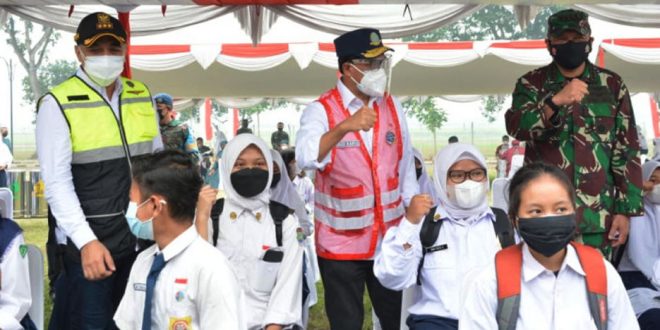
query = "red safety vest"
(495, 242, 608, 330)
(314, 88, 404, 260)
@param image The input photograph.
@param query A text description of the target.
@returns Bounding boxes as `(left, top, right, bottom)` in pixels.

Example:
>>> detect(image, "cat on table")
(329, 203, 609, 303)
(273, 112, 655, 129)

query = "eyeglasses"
(351, 58, 386, 70)
(447, 168, 487, 184)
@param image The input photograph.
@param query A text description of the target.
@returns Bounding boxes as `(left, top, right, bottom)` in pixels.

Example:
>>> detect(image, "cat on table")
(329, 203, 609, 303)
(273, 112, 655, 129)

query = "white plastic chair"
(491, 178, 509, 212)
(27, 244, 45, 330)
(0, 187, 13, 218)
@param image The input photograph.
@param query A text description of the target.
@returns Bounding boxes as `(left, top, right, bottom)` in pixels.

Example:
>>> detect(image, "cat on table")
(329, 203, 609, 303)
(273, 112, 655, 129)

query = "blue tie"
(142, 253, 167, 330)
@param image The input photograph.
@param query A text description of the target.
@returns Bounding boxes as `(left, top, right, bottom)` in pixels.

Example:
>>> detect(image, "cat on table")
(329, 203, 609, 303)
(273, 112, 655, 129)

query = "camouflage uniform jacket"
(505, 61, 643, 240)
(160, 119, 200, 163)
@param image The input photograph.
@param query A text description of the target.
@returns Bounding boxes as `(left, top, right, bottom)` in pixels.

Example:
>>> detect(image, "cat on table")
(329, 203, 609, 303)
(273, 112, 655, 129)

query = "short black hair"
(448, 136, 459, 143)
(502, 135, 509, 141)
(507, 162, 575, 220)
(280, 149, 295, 167)
(338, 56, 358, 74)
(132, 150, 202, 222)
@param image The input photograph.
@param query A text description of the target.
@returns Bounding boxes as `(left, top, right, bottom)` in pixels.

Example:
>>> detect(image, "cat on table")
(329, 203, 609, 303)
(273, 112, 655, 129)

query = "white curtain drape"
(575, 5, 660, 28)
(0, 5, 238, 35)
(267, 4, 482, 39)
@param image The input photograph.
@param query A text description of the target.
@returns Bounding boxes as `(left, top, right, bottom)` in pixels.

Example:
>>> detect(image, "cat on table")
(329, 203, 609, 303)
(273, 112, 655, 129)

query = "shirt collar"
(156, 224, 198, 262)
(76, 67, 123, 99)
(522, 243, 586, 282)
(336, 79, 379, 111)
(225, 200, 268, 221)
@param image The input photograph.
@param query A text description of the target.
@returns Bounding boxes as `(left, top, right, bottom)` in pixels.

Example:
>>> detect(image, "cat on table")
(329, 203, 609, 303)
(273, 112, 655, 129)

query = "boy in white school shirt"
(114, 150, 244, 330)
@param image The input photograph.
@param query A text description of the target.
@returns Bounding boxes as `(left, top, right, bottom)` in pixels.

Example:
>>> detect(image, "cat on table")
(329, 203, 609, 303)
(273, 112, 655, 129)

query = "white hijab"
(627, 160, 660, 279)
(221, 134, 273, 210)
(413, 148, 438, 204)
(270, 149, 310, 226)
(433, 143, 490, 220)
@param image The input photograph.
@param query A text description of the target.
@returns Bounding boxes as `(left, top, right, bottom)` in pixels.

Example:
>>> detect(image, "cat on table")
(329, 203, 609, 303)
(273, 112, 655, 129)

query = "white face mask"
(447, 180, 487, 209)
(81, 53, 125, 87)
(649, 184, 660, 204)
(350, 65, 387, 97)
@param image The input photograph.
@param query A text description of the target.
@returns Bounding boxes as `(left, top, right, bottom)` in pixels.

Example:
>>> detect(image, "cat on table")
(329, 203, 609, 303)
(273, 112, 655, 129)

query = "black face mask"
(231, 168, 269, 198)
(551, 41, 590, 70)
(270, 173, 281, 188)
(517, 214, 576, 257)
(415, 167, 423, 180)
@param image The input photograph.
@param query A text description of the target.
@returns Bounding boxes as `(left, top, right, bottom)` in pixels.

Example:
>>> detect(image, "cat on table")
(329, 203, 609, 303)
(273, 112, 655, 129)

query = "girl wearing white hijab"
(375, 143, 507, 330)
(617, 160, 660, 329)
(413, 148, 438, 205)
(208, 134, 303, 330)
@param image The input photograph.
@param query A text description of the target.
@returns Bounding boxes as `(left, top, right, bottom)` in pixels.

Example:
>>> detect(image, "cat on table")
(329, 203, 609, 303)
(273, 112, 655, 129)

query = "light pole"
(1, 57, 14, 152)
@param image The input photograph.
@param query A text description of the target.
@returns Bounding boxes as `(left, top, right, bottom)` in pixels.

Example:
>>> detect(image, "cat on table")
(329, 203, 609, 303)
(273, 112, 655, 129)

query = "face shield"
(350, 53, 393, 97)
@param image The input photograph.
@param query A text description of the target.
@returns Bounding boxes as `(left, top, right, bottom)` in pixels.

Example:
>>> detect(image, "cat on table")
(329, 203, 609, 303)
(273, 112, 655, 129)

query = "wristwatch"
(543, 93, 560, 113)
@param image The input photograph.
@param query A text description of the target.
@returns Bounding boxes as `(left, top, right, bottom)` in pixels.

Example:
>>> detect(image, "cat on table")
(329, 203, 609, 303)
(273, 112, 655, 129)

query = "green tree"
(21, 59, 77, 104)
(403, 97, 447, 154)
(4, 17, 58, 105)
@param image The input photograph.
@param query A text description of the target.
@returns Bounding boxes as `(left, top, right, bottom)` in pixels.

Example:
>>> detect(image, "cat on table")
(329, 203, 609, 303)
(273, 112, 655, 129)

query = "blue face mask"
(125, 198, 165, 240)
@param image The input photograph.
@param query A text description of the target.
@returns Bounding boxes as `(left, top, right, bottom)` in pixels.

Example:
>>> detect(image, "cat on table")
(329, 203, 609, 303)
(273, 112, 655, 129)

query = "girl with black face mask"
(460, 162, 638, 330)
(198, 134, 304, 330)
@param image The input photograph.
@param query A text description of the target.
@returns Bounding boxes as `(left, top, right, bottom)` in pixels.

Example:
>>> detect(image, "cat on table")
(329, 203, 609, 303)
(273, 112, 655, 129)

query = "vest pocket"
(330, 185, 364, 199)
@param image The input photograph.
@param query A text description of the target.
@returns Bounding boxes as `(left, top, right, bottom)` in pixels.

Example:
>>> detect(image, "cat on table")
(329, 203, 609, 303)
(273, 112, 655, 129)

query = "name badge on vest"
(134, 283, 146, 292)
(337, 140, 360, 148)
(386, 131, 396, 145)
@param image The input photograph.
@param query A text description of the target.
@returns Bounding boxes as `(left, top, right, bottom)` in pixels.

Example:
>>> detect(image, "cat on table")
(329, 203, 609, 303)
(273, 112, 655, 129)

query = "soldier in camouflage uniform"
(154, 93, 200, 164)
(505, 9, 643, 255)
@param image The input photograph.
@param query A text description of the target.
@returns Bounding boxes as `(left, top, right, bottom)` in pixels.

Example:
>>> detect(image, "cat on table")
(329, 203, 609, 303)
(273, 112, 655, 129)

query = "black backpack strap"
(210, 198, 225, 246)
(417, 206, 440, 286)
(491, 207, 515, 248)
(269, 200, 292, 247)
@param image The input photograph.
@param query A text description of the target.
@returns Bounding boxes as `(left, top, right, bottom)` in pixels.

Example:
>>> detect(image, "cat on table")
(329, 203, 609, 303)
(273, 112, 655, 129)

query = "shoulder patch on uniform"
(19, 244, 27, 258)
(126, 90, 145, 95)
(67, 95, 90, 101)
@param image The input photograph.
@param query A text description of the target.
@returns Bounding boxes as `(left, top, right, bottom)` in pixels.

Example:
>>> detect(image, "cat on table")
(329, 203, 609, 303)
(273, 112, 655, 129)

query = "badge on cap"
(370, 32, 381, 46)
(386, 131, 396, 145)
(96, 13, 113, 30)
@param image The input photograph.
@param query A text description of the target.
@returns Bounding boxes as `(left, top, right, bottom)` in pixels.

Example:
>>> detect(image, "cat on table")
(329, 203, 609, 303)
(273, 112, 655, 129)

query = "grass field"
(15, 218, 375, 329)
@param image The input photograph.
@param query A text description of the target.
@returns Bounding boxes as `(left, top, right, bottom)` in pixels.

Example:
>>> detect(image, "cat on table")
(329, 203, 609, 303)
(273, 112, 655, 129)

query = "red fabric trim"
(131, 45, 191, 55)
(495, 244, 523, 299)
(204, 98, 212, 140)
(317, 91, 337, 176)
(602, 38, 660, 48)
(387, 177, 399, 191)
(118, 11, 132, 79)
(408, 41, 473, 50)
(319, 43, 335, 52)
(330, 184, 364, 199)
(490, 40, 546, 49)
(650, 96, 660, 138)
(386, 95, 403, 165)
(222, 44, 289, 57)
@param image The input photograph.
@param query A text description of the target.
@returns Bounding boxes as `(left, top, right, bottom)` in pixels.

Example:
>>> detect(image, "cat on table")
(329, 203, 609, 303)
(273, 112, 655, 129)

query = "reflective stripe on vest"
(314, 187, 401, 213)
(49, 76, 158, 164)
(495, 242, 608, 330)
(315, 202, 404, 231)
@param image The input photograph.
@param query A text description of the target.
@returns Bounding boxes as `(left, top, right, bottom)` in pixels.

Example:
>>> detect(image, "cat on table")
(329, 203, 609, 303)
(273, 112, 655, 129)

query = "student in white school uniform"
(617, 160, 660, 329)
(412, 147, 437, 204)
(199, 134, 304, 330)
(113, 150, 244, 330)
(374, 143, 514, 330)
(460, 162, 638, 330)
(280, 150, 314, 219)
(0, 218, 35, 330)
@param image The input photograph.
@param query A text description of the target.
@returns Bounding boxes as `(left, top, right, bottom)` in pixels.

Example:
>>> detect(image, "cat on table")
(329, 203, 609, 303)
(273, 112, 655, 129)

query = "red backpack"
(494, 242, 608, 330)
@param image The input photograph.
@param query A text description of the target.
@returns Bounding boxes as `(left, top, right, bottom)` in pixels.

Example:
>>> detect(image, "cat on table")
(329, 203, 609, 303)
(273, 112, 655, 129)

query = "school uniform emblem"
(175, 290, 186, 302)
(386, 131, 396, 145)
(169, 316, 192, 330)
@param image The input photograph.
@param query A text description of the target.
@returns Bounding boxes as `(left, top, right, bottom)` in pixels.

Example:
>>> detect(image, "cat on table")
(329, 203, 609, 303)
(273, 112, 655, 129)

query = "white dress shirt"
(213, 200, 304, 329)
(0, 232, 31, 330)
(114, 225, 244, 330)
(295, 79, 418, 206)
(0, 142, 12, 169)
(36, 68, 163, 249)
(459, 244, 639, 330)
(292, 175, 314, 215)
(374, 207, 500, 320)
